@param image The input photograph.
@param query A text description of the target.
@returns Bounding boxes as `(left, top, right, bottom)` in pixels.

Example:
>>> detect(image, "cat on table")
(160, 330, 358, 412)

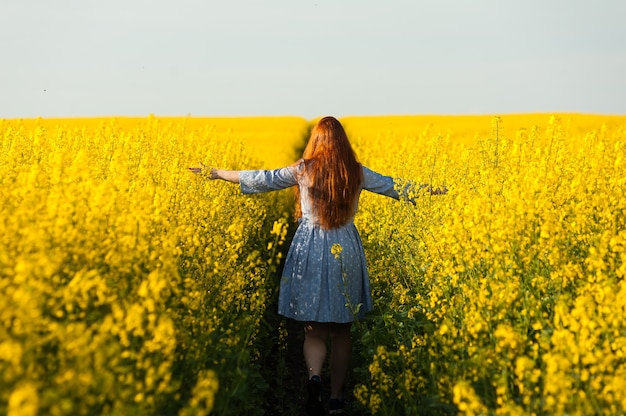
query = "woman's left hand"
(188, 162, 217, 179)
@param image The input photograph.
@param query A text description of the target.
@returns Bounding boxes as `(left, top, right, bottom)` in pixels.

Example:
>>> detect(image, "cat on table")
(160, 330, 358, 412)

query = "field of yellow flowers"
(343, 114, 626, 415)
(0, 116, 305, 415)
(1, 114, 625, 415)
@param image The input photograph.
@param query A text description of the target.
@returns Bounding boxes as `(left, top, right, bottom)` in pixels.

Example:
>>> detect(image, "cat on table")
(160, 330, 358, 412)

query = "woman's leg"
(303, 322, 330, 378)
(303, 322, 329, 415)
(329, 322, 352, 399)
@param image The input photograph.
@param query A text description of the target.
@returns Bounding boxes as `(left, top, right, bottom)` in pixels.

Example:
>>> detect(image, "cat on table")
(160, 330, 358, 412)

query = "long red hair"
(294, 116, 363, 229)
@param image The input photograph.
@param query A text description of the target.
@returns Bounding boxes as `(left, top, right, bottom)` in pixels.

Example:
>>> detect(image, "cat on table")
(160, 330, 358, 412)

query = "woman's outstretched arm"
(362, 166, 448, 200)
(211, 169, 240, 183)
(189, 165, 240, 183)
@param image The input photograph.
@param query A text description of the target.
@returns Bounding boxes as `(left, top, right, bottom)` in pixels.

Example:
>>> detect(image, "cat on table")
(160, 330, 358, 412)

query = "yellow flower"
(8, 382, 38, 416)
(331, 243, 343, 259)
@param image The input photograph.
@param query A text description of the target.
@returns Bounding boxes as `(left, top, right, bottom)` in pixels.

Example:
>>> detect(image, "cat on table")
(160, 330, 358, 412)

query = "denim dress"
(239, 161, 403, 323)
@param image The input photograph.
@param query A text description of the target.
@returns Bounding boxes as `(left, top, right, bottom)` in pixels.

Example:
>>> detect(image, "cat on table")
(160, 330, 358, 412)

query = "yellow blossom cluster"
(0, 116, 303, 415)
(346, 114, 626, 415)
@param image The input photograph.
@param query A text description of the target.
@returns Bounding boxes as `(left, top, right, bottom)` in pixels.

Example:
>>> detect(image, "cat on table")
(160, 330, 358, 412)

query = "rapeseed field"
(1, 114, 624, 415)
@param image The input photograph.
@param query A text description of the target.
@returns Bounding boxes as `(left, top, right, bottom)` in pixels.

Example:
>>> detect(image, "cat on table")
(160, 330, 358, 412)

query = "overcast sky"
(1, 0, 625, 119)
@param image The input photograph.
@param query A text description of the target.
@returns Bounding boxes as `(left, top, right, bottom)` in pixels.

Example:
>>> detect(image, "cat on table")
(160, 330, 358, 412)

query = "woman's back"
(294, 117, 363, 230)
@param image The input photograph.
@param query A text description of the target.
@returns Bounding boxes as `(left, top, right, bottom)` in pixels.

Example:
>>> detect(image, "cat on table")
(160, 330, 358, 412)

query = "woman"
(190, 116, 445, 415)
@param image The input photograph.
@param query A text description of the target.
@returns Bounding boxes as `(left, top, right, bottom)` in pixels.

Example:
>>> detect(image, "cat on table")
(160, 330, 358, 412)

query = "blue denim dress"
(239, 161, 402, 323)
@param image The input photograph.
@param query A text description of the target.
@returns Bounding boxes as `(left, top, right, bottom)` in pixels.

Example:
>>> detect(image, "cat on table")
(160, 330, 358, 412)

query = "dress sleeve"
(239, 166, 298, 194)
(362, 166, 414, 201)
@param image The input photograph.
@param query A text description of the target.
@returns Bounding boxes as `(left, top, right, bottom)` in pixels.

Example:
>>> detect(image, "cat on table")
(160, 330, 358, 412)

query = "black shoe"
(306, 376, 324, 416)
(328, 398, 345, 414)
